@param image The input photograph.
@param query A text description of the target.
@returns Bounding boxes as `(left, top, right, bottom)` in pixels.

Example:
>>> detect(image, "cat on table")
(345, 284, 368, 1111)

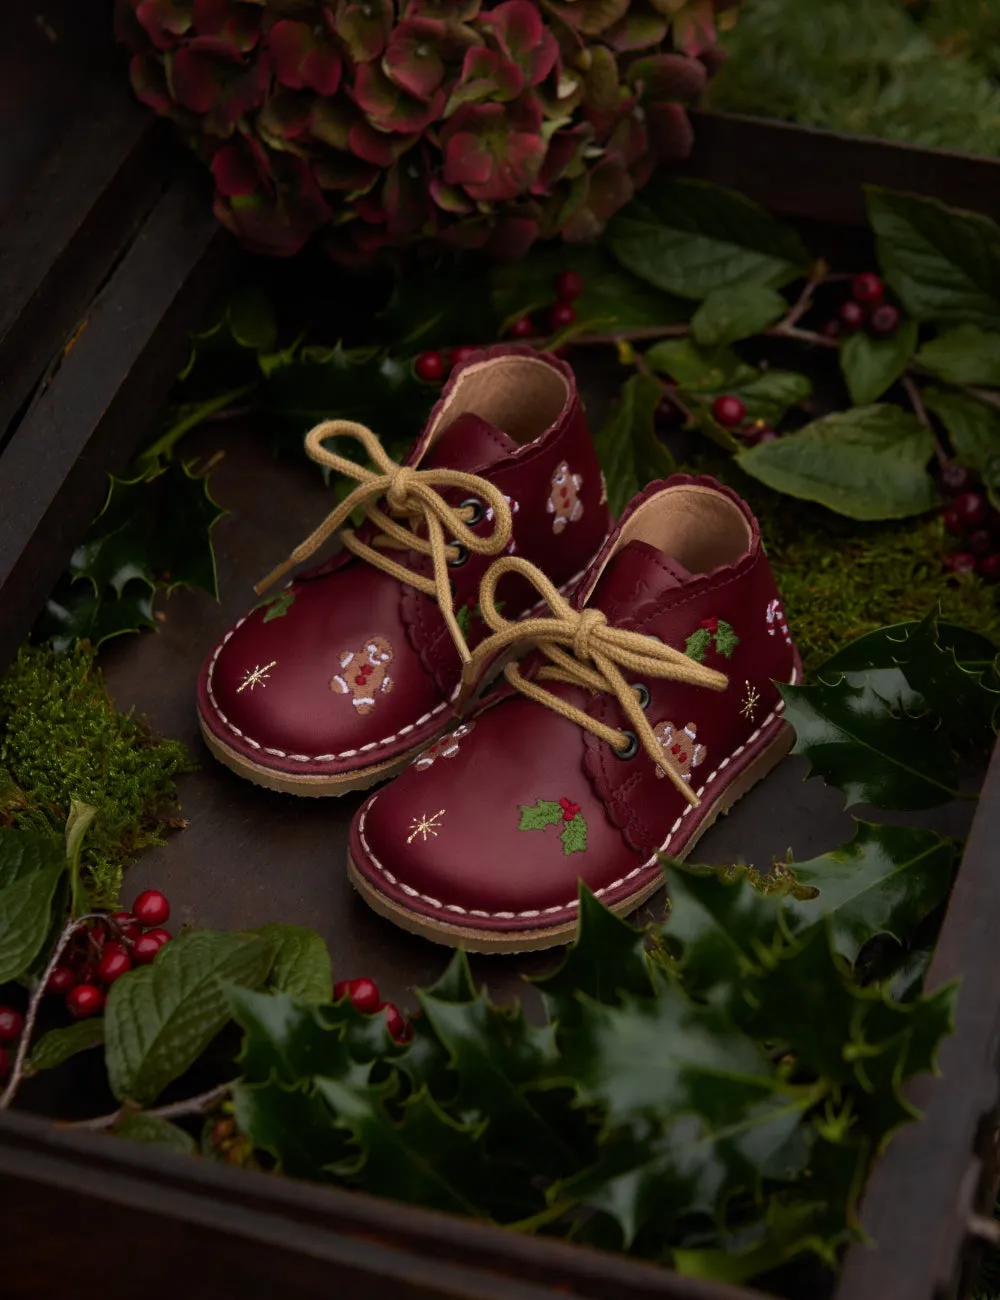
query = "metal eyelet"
(460, 496, 485, 526)
(633, 683, 650, 710)
(614, 730, 639, 760)
(448, 543, 470, 567)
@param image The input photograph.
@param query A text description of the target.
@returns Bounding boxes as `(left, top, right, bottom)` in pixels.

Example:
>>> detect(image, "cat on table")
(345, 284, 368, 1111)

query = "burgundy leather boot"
(348, 474, 801, 951)
(197, 346, 611, 794)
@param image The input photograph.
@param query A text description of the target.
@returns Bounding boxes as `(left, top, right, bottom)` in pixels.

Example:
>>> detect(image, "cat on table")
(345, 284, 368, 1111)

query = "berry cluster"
(940, 465, 1000, 579)
(710, 394, 778, 446)
(0, 1005, 25, 1081)
(46, 890, 172, 1021)
(334, 976, 411, 1044)
(823, 273, 901, 340)
(413, 269, 585, 385)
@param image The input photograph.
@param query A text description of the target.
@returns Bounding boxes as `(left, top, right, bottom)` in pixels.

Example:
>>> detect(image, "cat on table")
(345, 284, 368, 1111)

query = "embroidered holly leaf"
(714, 619, 740, 658)
(455, 602, 473, 637)
(684, 627, 711, 662)
(258, 590, 296, 623)
(560, 812, 588, 856)
(518, 799, 564, 831)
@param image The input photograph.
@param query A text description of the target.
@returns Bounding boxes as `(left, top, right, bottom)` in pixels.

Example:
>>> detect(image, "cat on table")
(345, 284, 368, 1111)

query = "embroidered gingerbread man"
(653, 720, 706, 783)
(413, 722, 475, 771)
(330, 637, 394, 715)
(547, 461, 583, 534)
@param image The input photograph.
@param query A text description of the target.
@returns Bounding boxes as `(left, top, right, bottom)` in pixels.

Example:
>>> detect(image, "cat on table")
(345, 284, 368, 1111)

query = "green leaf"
(778, 676, 961, 808)
(27, 1019, 105, 1074)
(35, 576, 156, 653)
(259, 590, 295, 623)
(923, 386, 1000, 475)
(646, 338, 746, 389)
(738, 405, 937, 520)
(684, 627, 711, 662)
(839, 320, 919, 405)
(593, 372, 673, 516)
(229, 985, 380, 1087)
(916, 325, 1000, 385)
(105, 930, 274, 1106)
(517, 800, 564, 831)
(112, 1110, 197, 1155)
(608, 179, 809, 300)
(691, 285, 788, 346)
(560, 813, 588, 856)
(250, 923, 333, 1004)
(64, 800, 96, 920)
(782, 821, 957, 964)
(233, 1076, 350, 1179)
(820, 618, 999, 677)
(714, 620, 739, 658)
(729, 369, 813, 425)
(135, 385, 257, 476)
(226, 283, 278, 353)
(866, 186, 1000, 328)
(0, 829, 66, 984)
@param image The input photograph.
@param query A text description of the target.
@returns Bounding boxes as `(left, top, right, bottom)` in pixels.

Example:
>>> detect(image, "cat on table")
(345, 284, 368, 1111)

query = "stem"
(67, 1081, 234, 1131)
(965, 385, 1000, 412)
(0, 913, 107, 1110)
(781, 265, 827, 331)
(507, 1198, 576, 1235)
(567, 320, 839, 351)
(902, 375, 949, 466)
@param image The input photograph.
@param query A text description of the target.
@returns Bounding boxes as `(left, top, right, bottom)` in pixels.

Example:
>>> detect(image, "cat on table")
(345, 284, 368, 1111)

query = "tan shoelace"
(255, 420, 513, 663)
(463, 556, 730, 807)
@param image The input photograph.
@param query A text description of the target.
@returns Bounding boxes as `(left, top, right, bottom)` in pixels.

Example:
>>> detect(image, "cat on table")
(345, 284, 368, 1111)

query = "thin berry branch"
(0, 913, 106, 1110)
(902, 375, 949, 467)
(965, 386, 1000, 413)
(780, 264, 829, 331)
(68, 1081, 234, 1131)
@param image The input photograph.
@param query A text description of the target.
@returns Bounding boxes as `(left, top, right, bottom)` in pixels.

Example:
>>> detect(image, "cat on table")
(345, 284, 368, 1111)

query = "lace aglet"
(253, 558, 294, 598)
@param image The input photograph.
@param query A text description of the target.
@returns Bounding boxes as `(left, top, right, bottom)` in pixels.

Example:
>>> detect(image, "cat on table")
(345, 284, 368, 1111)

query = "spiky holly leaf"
(782, 820, 957, 964)
(259, 589, 296, 622)
(560, 812, 588, 855)
(684, 626, 711, 662)
(35, 576, 156, 653)
(233, 1076, 353, 1180)
(518, 799, 564, 830)
(715, 620, 739, 658)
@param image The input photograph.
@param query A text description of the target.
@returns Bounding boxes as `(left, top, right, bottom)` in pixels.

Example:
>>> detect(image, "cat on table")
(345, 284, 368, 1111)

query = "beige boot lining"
(427, 355, 569, 445)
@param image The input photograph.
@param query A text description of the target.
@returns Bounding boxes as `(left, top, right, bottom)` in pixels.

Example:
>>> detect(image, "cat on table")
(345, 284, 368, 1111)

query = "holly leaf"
(249, 923, 333, 1003)
(27, 1018, 105, 1074)
(233, 1076, 351, 1179)
(593, 372, 674, 516)
(778, 676, 961, 809)
(226, 282, 278, 352)
(560, 812, 588, 856)
(258, 590, 295, 623)
(916, 325, 1000, 385)
(105, 930, 274, 1106)
(839, 319, 919, 406)
(608, 179, 809, 300)
(684, 627, 712, 662)
(866, 186, 1000, 329)
(691, 285, 788, 346)
(112, 1110, 198, 1155)
(34, 576, 156, 653)
(819, 618, 999, 678)
(518, 799, 564, 831)
(923, 386, 1000, 480)
(0, 829, 66, 984)
(738, 405, 937, 520)
(715, 620, 739, 658)
(782, 820, 957, 964)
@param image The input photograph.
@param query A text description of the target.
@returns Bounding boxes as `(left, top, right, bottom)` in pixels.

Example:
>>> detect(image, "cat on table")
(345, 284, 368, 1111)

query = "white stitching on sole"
(355, 667, 798, 921)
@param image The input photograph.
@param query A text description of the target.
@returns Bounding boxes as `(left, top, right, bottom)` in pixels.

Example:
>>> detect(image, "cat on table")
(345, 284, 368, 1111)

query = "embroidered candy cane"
(766, 599, 792, 645)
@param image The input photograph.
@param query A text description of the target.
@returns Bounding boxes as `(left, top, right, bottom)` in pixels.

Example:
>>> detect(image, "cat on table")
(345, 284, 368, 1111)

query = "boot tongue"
(420, 413, 518, 473)
(586, 540, 693, 623)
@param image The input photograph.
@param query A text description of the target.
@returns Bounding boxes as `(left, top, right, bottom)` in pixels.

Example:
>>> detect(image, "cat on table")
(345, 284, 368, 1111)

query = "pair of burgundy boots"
(197, 346, 800, 953)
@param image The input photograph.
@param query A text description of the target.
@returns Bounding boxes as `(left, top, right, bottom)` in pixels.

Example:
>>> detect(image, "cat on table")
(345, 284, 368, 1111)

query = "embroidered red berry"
(712, 395, 747, 428)
(133, 932, 166, 965)
(97, 945, 132, 985)
(969, 529, 992, 555)
(852, 272, 884, 304)
(132, 889, 170, 927)
(46, 964, 77, 995)
(450, 345, 478, 369)
(508, 316, 535, 339)
(946, 552, 977, 576)
(381, 1002, 410, 1043)
(67, 984, 104, 1018)
(558, 797, 581, 821)
(980, 553, 1000, 581)
(840, 300, 867, 330)
(869, 304, 901, 337)
(555, 270, 584, 301)
(955, 491, 988, 529)
(548, 301, 576, 331)
(700, 617, 719, 633)
(414, 351, 445, 382)
(334, 977, 381, 1015)
(941, 464, 973, 495)
(0, 1007, 24, 1043)
(108, 911, 141, 942)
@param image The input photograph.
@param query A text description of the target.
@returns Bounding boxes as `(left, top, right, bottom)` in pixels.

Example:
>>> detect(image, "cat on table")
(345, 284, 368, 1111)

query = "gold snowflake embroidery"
(740, 679, 760, 721)
(237, 660, 277, 693)
(407, 809, 446, 843)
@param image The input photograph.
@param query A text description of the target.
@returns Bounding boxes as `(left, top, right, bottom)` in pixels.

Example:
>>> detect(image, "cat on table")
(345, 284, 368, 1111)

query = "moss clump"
(0, 644, 192, 906)
(686, 453, 1000, 675)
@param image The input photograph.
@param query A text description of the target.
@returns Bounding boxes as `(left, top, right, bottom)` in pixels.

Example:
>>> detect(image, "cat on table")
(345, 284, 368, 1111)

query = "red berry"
(955, 491, 988, 529)
(133, 933, 166, 965)
(0, 1046, 8, 1080)
(508, 316, 535, 339)
(108, 911, 141, 942)
(941, 463, 974, 495)
(946, 552, 977, 576)
(969, 529, 992, 555)
(67, 984, 104, 1019)
(840, 300, 867, 330)
(144, 928, 172, 947)
(942, 506, 963, 536)
(335, 977, 381, 1014)
(555, 270, 584, 301)
(414, 351, 445, 383)
(132, 889, 170, 928)
(382, 1002, 410, 1043)
(450, 345, 478, 369)
(548, 301, 576, 331)
(0, 1007, 24, 1043)
(852, 272, 884, 304)
(821, 319, 842, 340)
(869, 304, 901, 337)
(712, 395, 747, 428)
(97, 945, 132, 985)
(980, 553, 1000, 581)
(756, 429, 779, 444)
(46, 964, 77, 995)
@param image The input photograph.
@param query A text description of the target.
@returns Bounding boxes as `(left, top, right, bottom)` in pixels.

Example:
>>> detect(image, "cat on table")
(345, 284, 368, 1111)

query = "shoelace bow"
(255, 420, 513, 663)
(463, 556, 729, 807)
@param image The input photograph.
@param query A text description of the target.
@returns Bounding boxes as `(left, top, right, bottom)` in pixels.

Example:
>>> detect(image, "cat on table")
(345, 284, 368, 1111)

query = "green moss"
(685, 453, 1000, 675)
(0, 644, 192, 906)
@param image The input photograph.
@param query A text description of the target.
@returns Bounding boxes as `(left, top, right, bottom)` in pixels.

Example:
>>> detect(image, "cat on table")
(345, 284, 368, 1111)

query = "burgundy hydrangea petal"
(211, 141, 259, 195)
(445, 45, 524, 112)
(384, 157, 434, 236)
(334, 0, 394, 62)
(136, 0, 191, 50)
(185, 34, 244, 60)
(672, 0, 717, 57)
(585, 151, 635, 221)
(483, 0, 558, 86)
(647, 100, 695, 159)
(429, 176, 475, 214)
(383, 18, 446, 101)
(402, 0, 480, 19)
(608, 111, 648, 166)
(532, 126, 585, 192)
(484, 215, 538, 260)
(129, 53, 175, 114)
(439, 216, 492, 251)
(192, 0, 259, 51)
(313, 155, 381, 192)
(268, 20, 342, 95)
(353, 63, 444, 131)
(258, 90, 314, 141)
(604, 11, 668, 52)
(348, 120, 416, 167)
(443, 131, 494, 188)
(169, 47, 219, 113)
(630, 51, 707, 102)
